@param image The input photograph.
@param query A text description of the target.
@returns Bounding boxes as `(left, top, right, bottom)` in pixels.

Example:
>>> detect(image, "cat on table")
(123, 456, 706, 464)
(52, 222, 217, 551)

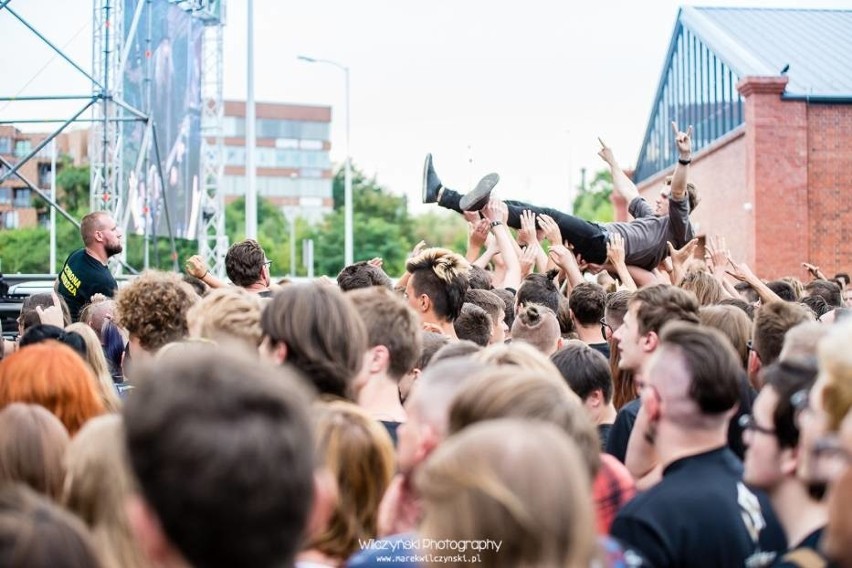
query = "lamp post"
(297, 55, 352, 266)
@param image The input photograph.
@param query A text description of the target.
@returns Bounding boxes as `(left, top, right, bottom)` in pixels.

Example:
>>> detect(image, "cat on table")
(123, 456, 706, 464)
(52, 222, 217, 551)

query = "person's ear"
(417, 423, 441, 465)
(642, 330, 659, 353)
(418, 294, 431, 314)
(587, 389, 603, 409)
(780, 446, 798, 477)
(370, 345, 390, 374)
(555, 336, 564, 351)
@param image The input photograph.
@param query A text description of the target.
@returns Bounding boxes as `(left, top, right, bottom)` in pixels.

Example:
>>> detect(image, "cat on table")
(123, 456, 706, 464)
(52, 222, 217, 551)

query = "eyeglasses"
(738, 414, 776, 436)
(600, 318, 613, 338)
(263, 259, 272, 268)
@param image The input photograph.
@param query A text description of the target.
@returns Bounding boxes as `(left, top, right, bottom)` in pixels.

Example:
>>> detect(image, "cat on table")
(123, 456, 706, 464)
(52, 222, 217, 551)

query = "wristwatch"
(490, 220, 503, 228)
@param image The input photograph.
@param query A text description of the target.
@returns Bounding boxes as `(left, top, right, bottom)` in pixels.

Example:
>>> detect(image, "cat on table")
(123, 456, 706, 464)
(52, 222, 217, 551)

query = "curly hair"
(115, 271, 197, 353)
(186, 287, 263, 350)
(406, 248, 470, 321)
(225, 239, 266, 287)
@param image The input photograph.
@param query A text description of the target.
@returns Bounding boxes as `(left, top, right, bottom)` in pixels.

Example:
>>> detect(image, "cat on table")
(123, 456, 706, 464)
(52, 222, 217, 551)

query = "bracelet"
(201, 270, 208, 279)
(678, 157, 692, 165)
(490, 220, 503, 228)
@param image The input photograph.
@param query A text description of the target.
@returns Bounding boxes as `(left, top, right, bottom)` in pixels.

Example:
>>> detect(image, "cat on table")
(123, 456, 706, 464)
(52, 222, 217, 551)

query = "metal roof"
(683, 6, 852, 98)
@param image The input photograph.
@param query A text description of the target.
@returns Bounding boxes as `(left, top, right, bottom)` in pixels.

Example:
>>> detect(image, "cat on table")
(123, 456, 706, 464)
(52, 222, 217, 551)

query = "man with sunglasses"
(742, 361, 827, 567)
(425, 122, 697, 275)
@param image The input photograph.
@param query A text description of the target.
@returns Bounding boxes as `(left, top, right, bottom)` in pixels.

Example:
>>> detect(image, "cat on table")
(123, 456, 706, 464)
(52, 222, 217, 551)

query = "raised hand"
(368, 257, 383, 268)
(480, 198, 509, 224)
(519, 245, 537, 278)
(185, 255, 209, 279)
(538, 214, 563, 247)
(36, 292, 65, 328)
(468, 219, 490, 249)
(409, 240, 427, 259)
(705, 235, 730, 273)
(606, 233, 627, 267)
(671, 122, 693, 158)
(518, 210, 538, 246)
(667, 238, 699, 269)
(597, 137, 616, 165)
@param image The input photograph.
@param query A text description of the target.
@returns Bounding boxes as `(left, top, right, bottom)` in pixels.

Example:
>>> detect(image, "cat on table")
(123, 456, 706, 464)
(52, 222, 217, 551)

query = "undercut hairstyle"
(186, 287, 263, 350)
(515, 269, 561, 313)
(569, 282, 607, 326)
(0, 483, 102, 568)
(225, 239, 266, 287)
(752, 301, 814, 366)
(551, 341, 613, 403)
(261, 283, 367, 399)
(80, 211, 110, 246)
(766, 280, 798, 302)
(658, 322, 742, 415)
(605, 290, 633, 329)
(679, 270, 724, 306)
(78, 297, 116, 341)
(759, 361, 818, 449)
(115, 270, 197, 352)
(631, 284, 700, 336)
(406, 248, 470, 322)
(124, 345, 315, 568)
(448, 368, 600, 477)
(804, 279, 843, 308)
(336, 261, 393, 292)
(347, 287, 422, 379)
(466, 265, 493, 290)
(699, 304, 753, 369)
(511, 303, 561, 355)
(416, 331, 450, 371)
(801, 295, 830, 319)
(492, 288, 516, 330)
(453, 303, 492, 347)
(464, 288, 505, 328)
(0, 403, 69, 500)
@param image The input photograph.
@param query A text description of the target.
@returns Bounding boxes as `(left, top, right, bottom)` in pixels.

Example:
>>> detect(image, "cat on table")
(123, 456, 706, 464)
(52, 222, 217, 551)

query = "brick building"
(0, 127, 88, 230)
(220, 101, 334, 223)
(628, 7, 852, 278)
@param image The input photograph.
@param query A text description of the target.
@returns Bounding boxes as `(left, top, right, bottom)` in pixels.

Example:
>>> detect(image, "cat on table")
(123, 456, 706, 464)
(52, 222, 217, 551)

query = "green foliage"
(55, 160, 90, 214)
(572, 168, 614, 222)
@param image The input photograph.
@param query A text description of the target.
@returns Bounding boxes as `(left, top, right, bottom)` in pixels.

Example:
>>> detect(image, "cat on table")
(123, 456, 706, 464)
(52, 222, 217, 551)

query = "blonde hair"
(185, 287, 263, 349)
(308, 400, 395, 560)
(62, 414, 149, 568)
(818, 319, 852, 431)
(680, 270, 724, 306)
(417, 419, 597, 568)
(66, 322, 122, 413)
(473, 341, 567, 387)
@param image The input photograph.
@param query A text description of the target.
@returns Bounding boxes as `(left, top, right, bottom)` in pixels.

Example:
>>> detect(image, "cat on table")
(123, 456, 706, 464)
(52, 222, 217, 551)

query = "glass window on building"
(0, 188, 11, 205)
(0, 137, 11, 154)
(13, 188, 31, 208)
(14, 140, 31, 158)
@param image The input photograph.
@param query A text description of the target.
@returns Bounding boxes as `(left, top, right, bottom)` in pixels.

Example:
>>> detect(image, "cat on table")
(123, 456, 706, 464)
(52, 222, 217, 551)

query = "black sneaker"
(422, 153, 442, 204)
(459, 173, 500, 211)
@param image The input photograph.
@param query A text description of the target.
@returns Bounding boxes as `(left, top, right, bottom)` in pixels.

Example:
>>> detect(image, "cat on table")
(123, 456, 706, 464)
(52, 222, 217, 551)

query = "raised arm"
(606, 233, 637, 291)
(670, 122, 692, 203)
(185, 255, 225, 290)
(598, 137, 640, 205)
(481, 199, 522, 289)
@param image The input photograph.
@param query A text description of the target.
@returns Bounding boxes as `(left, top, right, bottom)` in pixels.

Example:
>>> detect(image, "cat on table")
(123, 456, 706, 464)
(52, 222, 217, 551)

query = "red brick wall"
(634, 129, 749, 264)
(806, 104, 852, 276)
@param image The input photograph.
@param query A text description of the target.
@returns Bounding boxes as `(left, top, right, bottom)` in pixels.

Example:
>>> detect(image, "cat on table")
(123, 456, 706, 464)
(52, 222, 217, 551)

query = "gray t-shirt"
(605, 195, 694, 271)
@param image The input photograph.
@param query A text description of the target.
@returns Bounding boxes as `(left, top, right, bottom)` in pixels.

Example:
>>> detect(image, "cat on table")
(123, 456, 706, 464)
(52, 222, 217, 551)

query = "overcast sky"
(3, 0, 851, 214)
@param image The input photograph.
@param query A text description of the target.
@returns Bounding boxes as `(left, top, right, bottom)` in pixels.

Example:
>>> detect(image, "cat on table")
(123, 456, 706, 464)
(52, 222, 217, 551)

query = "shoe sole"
(422, 153, 435, 203)
(460, 173, 500, 211)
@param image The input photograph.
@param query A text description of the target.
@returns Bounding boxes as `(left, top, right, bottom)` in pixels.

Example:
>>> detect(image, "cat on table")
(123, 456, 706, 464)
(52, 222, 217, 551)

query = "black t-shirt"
(611, 447, 786, 568)
(598, 423, 614, 449)
(589, 341, 611, 360)
(57, 249, 117, 321)
(381, 420, 401, 447)
(605, 398, 640, 463)
(773, 527, 825, 568)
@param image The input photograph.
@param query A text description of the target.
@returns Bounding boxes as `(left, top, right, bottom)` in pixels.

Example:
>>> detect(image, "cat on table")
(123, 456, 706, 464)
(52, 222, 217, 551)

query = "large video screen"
(122, 0, 202, 240)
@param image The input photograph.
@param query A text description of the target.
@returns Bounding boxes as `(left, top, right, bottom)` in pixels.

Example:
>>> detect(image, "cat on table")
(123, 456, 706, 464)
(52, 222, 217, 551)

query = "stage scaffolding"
(0, 0, 226, 276)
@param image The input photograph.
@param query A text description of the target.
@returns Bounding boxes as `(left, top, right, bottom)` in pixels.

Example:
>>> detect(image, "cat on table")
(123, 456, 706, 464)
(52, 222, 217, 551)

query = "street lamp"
(297, 55, 353, 266)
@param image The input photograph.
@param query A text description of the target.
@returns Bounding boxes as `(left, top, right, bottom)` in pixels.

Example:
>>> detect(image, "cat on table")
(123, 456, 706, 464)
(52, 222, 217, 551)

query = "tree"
(572, 168, 614, 222)
(55, 160, 90, 215)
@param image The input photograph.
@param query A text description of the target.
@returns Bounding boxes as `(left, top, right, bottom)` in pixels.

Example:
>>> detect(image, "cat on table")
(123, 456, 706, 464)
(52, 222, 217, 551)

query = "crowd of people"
(0, 125, 850, 568)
